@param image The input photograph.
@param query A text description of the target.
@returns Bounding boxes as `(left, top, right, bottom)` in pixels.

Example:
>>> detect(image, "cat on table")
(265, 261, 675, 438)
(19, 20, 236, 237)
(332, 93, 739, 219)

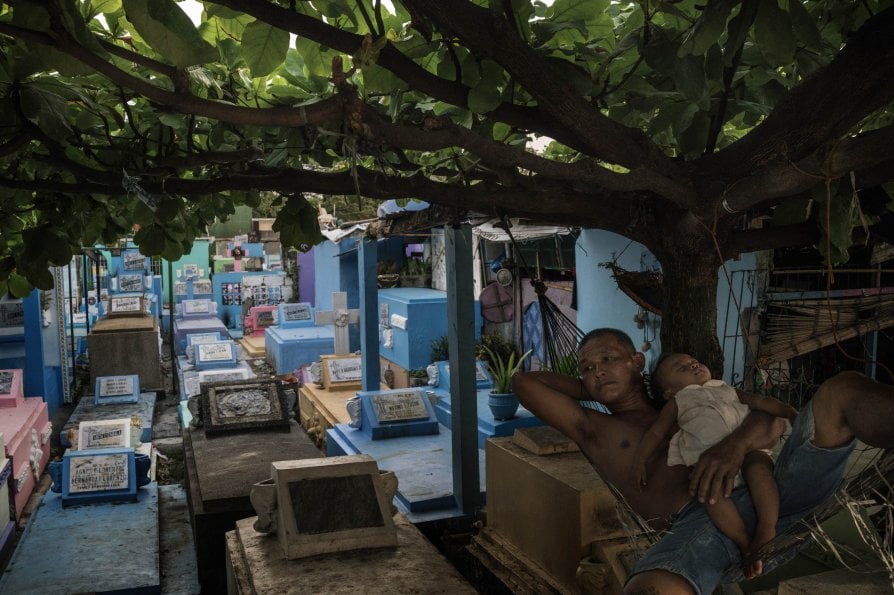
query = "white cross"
(314, 291, 359, 355)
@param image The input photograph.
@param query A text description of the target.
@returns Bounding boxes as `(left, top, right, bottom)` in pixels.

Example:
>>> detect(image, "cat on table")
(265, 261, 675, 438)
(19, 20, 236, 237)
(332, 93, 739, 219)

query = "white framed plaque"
(320, 355, 362, 390)
(77, 418, 132, 450)
(108, 295, 144, 317)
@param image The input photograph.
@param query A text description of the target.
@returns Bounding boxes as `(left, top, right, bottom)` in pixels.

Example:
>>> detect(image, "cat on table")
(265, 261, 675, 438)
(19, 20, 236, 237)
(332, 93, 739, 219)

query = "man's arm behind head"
(513, 370, 602, 447)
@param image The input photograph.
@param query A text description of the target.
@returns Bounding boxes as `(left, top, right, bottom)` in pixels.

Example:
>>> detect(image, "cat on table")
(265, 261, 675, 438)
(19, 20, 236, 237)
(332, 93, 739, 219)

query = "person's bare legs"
(703, 490, 754, 576)
(811, 371, 894, 449)
(741, 450, 778, 578)
(625, 569, 695, 594)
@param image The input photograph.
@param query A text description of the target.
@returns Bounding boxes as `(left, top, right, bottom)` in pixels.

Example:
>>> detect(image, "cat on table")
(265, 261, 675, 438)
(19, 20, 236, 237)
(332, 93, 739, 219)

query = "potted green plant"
(399, 258, 432, 287)
(481, 344, 532, 420)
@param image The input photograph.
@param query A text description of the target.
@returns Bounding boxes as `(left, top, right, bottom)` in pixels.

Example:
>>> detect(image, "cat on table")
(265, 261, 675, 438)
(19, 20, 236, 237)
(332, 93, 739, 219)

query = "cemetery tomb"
(173, 313, 228, 355)
(297, 382, 362, 449)
(0, 482, 161, 594)
(179, 298, 215, 320)
(87, 314, 163, 390)
(0, 433, 13, 556)
(265, 302, 336, 375)
(0, 388, 52, 520)
(94, 374, 140, 405)
(430, 360, 544, 449)
(226, 513, 476, 594)
(60, 389, 156, 449)
(240, 304, 278, 357)
(182, 403, 323, 593)
(473, 427, 637, 594)
(378, 288, 482, 372)
(320, 354, 363, 390)
(178, 360, 255, 403)
(250, 455, 398, 559)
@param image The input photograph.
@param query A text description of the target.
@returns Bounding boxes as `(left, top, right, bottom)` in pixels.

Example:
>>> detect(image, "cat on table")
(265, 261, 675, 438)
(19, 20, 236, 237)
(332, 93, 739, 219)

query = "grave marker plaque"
(200, 379, 291, 435)
(0, 300, 24, 331)
(95, 375, 140, 405)
(195, 341, 237, 370)
(193, 280, 212, 295)
(278, 302, 314, 329)
(370, 391, 429, 423)
(118, 274, 143, 292)
(183, 263, 199, 278)
(61, 447, 137, 506)
(320, 355, 362, 390)
(77, 418, 132, 449)
(123, 251, 146, 271)
(254, 455, 397, 559)
(0, 368, 24, 408)
(107, 295, 144, 318)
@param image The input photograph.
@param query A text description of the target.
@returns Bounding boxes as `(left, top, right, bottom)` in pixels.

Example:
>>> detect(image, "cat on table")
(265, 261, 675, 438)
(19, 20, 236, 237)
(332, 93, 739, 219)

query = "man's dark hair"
(579, 328, 637, 353)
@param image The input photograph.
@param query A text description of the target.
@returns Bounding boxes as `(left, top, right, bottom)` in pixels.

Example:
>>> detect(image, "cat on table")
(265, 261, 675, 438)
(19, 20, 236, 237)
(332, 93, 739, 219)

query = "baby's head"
(652, 353, 712, 399)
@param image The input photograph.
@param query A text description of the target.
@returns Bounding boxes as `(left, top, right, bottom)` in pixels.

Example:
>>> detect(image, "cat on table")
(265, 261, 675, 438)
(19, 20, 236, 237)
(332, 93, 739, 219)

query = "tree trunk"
(658, 249, 725, 375)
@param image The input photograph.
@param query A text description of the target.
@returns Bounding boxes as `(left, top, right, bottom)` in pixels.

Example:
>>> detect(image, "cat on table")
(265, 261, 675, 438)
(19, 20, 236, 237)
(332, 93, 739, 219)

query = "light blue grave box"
(174, 316, 229, 355)
(60, 447, 138, 506)
(180, 298, 216, 320)
(94, 375, 140, 405)
(378, 288, 482, 372)
(434, 360, 493, 393)
(194, 340, 238, 371)
(357, 388, 439, 440)
(278, 302, 314, 329)
(265, 324, 335, 375)
(187, 332, 223, 349)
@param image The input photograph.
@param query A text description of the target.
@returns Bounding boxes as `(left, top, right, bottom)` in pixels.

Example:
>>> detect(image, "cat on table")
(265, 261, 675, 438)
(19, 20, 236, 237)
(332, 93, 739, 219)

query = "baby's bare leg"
(742, 450, 779, 578)
(705, 493, 750, 555)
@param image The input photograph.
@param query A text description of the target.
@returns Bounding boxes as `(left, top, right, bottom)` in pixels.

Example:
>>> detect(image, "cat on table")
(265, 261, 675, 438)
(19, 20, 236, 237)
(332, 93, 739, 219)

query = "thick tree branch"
(702, 5, 894, 177)
(403, 0, 682, 180)
(718, 125, 894, 213)
(0, 22, 347, 128)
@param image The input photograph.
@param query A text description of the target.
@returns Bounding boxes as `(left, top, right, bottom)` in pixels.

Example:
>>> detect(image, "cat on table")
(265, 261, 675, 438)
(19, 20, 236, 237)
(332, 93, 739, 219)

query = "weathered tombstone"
(180, 298, 215, 320)
(95, 374, 140, 405)
(278, 302, 313, 328)
(77, 418, 133, 450)
(198, 379, 291, 435)
(60, 390, 156, 450)
(182, 382, 323, 592)
(194, 340, 238, 371)
(320, 354, 362, 390)
(249, 455, 398, 559)
(60, 447, 139, 506)
(355, 388, 440, 440)
(117, 273, 144, 292)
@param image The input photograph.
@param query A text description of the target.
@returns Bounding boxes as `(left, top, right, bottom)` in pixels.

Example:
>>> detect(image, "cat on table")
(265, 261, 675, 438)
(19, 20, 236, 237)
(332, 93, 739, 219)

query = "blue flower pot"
(488, 391, 519, 420)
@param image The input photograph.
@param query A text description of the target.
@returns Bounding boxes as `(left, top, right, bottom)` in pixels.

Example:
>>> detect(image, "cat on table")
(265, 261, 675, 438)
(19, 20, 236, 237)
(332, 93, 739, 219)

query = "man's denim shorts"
(628, 403, 855, 594)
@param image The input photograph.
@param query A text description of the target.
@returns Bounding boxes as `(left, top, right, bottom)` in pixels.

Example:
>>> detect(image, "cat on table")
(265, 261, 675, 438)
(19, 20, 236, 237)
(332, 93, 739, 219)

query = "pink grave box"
(243, 305, 278, 338)
(0, 369, 24, 408)
(0, 395, 51, 519)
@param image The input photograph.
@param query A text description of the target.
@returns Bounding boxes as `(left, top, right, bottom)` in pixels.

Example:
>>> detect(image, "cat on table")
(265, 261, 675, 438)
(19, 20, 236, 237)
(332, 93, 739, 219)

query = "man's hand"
(689, 440, 746, 504)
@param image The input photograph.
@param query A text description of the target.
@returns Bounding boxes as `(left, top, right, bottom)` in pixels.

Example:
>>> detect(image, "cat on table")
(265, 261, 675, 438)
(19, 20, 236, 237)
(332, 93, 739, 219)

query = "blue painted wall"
(575, 229, 756, 384)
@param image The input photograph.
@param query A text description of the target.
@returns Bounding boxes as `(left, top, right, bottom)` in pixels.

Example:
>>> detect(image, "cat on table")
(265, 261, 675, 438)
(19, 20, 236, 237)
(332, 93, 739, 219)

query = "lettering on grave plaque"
(290, 474, 385, 534)
(68, 452, 130, 493)
(197, 341, 234, 362)
(320, 355, 362, 389)
(187, 333, 221, 346)
(200, 379, 291, 434)
(108, 295, 143, 317)
(118, 274, 143, 292)
(0, 371, 13, 395)
(183, 299, 211, 315)
(194, 280, 212, 294)
(123, 251, 146, 270)
(78, 419, 131, 449)
(175, 282, 187, 296)
(255, 309, 276, 327)
(0, 300, 25, 329)
(182, 263, 199, 278)
(281, 303, 312, 322)
(370, 391, 429, 422)
(99, 375, 136, 397)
